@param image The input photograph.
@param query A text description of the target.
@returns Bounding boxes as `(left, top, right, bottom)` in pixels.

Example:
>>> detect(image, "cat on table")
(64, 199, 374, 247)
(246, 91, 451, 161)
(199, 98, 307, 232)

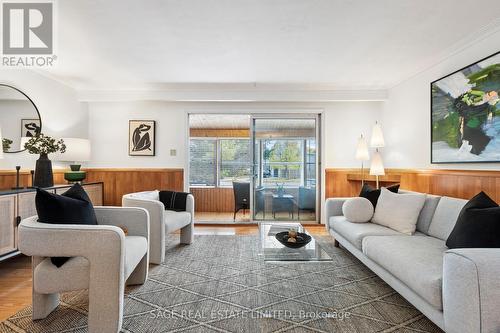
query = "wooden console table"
(0, 182, 104, 262)
(346, 173, 401, 183)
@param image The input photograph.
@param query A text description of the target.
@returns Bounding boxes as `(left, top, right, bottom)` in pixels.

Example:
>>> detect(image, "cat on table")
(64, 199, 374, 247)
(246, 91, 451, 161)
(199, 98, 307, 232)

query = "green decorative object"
(64, 171, 86, 183)
(24, 134, 66, 188)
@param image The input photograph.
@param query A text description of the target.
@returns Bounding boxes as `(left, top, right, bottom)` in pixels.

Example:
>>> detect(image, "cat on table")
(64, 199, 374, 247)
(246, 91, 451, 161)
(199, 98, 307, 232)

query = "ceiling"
(41, 0, 500, 91)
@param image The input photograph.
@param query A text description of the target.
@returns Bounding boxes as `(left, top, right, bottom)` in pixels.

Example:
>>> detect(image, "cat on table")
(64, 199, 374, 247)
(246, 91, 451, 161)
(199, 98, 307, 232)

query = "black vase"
(34, 153, 54, 188)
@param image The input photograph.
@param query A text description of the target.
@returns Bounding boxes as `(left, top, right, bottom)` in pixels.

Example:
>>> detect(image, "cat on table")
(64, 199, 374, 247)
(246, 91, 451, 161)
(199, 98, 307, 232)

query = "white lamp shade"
(370, 122, 385, 148)
(369, 150, 385, 176)
(355, 135, 369, 161)
(55, 138, 91, 162)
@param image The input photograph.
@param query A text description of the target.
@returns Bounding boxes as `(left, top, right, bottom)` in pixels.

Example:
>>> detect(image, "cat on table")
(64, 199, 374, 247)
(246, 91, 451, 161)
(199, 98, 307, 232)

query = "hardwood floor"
(0, 224, 328, 321)
(0, 255, 32, 322)
(195, 211, 318, 223)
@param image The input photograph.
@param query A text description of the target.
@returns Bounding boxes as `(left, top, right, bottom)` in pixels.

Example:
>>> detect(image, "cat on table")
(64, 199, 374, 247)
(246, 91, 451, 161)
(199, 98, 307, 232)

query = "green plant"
(24, 134, 66, 156)
(2, 138, 13, 152)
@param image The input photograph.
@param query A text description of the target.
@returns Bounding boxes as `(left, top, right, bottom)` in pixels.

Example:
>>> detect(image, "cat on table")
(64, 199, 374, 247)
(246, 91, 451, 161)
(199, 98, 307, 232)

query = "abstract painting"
(431, 51, 500, 163)
(129, 120, 155, 156)
(21, 119, 41, 137)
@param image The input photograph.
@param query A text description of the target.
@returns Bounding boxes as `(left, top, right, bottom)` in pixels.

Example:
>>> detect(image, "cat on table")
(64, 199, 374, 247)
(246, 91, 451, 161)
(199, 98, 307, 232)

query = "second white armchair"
(122, 190, 194, 264)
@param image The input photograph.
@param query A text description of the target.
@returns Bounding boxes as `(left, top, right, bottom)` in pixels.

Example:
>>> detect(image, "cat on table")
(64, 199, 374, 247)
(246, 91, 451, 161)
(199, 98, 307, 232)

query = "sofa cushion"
(363, 235, 447, 310)
(398, 190, 441, 234)
(372, 188, 426, 235)
(428, 196, 467, 240)
(124, 236, 148, 278)
(329, 216, 402, 250)
(342, 197, 374, 223)
(416, 194, 441, 234)
(33, 235, 147, 294)
(164, 210, 191, 233)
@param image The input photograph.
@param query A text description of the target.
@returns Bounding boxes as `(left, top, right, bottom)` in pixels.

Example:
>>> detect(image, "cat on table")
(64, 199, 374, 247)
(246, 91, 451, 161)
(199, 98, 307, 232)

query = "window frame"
(189, 137, 252, 188)
(189, 136, 315, 189)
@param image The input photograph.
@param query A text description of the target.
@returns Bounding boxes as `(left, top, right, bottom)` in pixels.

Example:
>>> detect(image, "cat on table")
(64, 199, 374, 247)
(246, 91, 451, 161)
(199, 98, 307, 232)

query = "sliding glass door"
(251, 115, 320, 223)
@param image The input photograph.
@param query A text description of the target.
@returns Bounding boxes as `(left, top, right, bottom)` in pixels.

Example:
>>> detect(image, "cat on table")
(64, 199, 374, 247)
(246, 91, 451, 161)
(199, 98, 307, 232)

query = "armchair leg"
(127, 253, 148, 286)
(88, 278, 124, 333)
(31, 256, 59, 320)
(180, 222, 194, 244)
(32, 291, 59, 320)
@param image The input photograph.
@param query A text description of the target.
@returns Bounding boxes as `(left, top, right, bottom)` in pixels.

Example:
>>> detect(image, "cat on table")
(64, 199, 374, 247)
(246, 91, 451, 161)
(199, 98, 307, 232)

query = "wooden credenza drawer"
(0, 195, 17, 257)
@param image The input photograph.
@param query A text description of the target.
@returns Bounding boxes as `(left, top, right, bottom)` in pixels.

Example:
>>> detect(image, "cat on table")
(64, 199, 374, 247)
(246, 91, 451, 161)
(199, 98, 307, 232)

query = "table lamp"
(355, 134, 369, 185)
(55, 138, 91, 183)
(369, 149, 385, 189)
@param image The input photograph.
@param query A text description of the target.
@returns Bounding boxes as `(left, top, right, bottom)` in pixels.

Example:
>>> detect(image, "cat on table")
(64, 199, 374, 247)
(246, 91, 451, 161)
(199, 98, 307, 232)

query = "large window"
(189, 139, 217, 186)
(189, 138, 251, 187)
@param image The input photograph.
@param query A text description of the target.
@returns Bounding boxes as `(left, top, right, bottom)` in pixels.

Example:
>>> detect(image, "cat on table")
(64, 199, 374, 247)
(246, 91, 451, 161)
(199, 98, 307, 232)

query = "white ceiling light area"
(41, 0, 500, 94)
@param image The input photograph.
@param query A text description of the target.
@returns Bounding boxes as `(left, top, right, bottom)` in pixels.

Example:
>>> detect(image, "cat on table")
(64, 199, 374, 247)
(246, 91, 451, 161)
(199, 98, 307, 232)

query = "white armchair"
(18, 206, 150, 333)
(122, 190, 194, 264)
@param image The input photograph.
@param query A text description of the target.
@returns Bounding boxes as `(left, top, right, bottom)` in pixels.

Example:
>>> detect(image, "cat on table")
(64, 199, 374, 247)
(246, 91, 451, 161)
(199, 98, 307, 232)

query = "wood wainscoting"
(0, 168, 183, 206)
(325, 168, 500, 202)
(85, 168, 184, 206)
(190, 187, 235, 212)
(0, 170, 66, 189)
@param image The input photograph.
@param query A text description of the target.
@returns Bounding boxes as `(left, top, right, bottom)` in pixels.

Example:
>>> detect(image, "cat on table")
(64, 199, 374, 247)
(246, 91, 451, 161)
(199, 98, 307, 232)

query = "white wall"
(322, 102, 383, 168)
(86, 101, 383, 169)
(382, 29, 500, 169)
(88, 101, 187, 168)
(0, 69, 88, 169)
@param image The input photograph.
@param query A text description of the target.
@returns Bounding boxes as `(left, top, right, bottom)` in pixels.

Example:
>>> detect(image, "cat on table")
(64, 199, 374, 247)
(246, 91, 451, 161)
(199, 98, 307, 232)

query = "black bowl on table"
(275, 231, 312, 248)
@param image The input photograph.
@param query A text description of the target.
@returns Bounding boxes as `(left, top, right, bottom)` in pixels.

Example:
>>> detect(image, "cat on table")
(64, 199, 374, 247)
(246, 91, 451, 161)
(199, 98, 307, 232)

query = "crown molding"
(389, 17, 500, 89)
(76, 87, 388, 103)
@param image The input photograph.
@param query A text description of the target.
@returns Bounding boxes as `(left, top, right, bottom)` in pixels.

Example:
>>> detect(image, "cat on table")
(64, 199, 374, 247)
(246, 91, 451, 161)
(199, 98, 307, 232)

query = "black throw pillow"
(35, 183, 98, 267)
(359, 183, 400, 208)
(159, 190, 189, 212)
(446, 191, 500, 249)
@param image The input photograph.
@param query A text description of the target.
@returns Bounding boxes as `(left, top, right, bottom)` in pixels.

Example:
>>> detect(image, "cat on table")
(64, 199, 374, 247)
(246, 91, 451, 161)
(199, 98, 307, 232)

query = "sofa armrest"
(186, 194, 194, 219)
(122, 195, 165, 264)
(18, 216, 125, 263)
(94, 206, 149, 239)
(443, 248, 500, 333)
(324, 197, 350, 229)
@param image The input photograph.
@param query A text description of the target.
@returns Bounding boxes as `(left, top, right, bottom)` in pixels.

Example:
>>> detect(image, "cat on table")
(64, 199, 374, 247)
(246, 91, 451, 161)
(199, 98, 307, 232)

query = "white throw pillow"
(136, 190, 159, 201)
(342, 197, 374, 223)
(372, 188, 426, 235)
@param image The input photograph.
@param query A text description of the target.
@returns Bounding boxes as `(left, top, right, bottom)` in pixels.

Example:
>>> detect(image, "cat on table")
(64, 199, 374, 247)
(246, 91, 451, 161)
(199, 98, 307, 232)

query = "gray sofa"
(325, 191, 500, 333)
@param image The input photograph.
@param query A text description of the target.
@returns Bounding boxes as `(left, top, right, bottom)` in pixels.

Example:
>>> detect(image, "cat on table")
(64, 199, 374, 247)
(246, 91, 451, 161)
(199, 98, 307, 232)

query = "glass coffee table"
(258, 222, 332, 261)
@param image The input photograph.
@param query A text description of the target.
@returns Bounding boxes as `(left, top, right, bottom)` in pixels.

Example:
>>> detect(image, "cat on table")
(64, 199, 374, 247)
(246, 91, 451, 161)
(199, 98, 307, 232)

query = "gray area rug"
(0, 235, 443, 333)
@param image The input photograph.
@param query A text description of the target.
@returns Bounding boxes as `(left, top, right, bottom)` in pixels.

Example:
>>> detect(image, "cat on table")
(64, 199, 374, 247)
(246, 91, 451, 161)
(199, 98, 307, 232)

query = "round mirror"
(0, 84, 42, 153)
